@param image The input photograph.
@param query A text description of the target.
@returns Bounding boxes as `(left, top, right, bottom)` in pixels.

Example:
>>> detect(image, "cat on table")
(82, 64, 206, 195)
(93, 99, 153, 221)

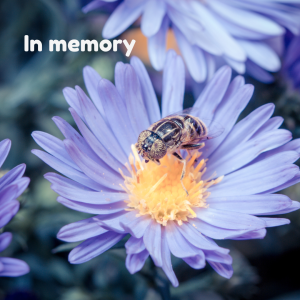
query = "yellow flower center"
(119, 145, 223, 226)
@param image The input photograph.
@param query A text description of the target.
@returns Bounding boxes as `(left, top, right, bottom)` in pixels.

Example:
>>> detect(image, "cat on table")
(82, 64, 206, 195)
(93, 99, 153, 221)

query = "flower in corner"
(0, 139, 30, 277)
(82, 0, 300, 83)
(283, 33, 300, 91)
(32, 51, 300, 287)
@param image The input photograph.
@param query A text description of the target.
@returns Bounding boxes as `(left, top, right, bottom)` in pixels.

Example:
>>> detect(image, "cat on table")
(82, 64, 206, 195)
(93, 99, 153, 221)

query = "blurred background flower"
(83, 0, 300, 85)
(0, 139, 30, 278)
(1, 0, 300, 300)
(282, 33, 300, 91)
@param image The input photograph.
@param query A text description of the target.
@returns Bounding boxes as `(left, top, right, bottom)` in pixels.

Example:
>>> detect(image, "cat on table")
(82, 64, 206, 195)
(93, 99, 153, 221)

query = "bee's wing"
(204, 119, 224, 140)
(166, 107, 195, 117)
(167, 107, 224, 140)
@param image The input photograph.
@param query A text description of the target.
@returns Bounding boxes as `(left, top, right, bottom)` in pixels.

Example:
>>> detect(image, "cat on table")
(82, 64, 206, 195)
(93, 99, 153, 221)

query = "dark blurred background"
(0, 1, 300, 299)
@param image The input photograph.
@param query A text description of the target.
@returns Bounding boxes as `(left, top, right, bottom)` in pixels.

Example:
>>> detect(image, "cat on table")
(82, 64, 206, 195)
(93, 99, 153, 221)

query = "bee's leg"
(180, 142, 205, 150)
(172, 152, 188, 196)
(154, 159, 161, 165)
(186, 150, 192, 158)
(181, 143, 205, 163)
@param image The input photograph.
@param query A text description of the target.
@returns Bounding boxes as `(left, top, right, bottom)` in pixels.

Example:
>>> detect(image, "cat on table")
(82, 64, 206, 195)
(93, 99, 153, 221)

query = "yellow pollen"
(121, 145, 223, 226)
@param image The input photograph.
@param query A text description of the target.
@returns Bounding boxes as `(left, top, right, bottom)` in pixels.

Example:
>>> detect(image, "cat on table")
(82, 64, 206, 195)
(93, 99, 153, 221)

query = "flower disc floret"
(122, 146, 222, 226)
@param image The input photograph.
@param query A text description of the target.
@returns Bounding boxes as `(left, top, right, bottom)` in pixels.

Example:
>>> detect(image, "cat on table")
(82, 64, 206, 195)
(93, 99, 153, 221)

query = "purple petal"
(206, 129, 292, 178)
(113, 62, 146, 137)
(141, 0, 166, 37)
(207, 103, 275, 166)
(195, 208, 266, 230)
(207, 194, 292, 215)
(208, 261, 233, 279)
(251, 116, 284, 138)
(125, 236, 146, 254)
(183, 254, 206, 269)
(224, 56, 246, 74)
(191, 219, 256, 240)
(103, 0, 144, 39)
(83, 66, 104, 117)
(32, 150, 105, 191)
(177, 222, 224, 251)
(69, 231, 126, 264)
(0, 164, 26, 191)
(130, 56, 161, 124)
(209, 1, 284, 36)
(260, 217, 290, 227)
(63, 139, 122, 191)
(0, 200, 20, 228)
(76, 86, 128, 162)
(82, 0, 105, 14)
(63, 87, 85, 122)
(194, 66, 232, 120)
(203, 250, 232, 265)
(57, 196, 126, 215)
(202, 83, 254, 160)
(45, 172, 92, 190)
(126, 249, 149, 274)
(165, 221, 199, 258)
(122, 65, 150, 135)
(239, 40, 281, 72)
(143, 219, 162, 267)
(161, 50, 185, 117)
(167, 4, 222, 56)
(230, 229, 267, 240)
(0, 185, 17, 206)
(69, 108, 125, 172)
(46, 172, 126, 204)
(120, 215, 152, 238)
(209, 151, 299, 196)
(98, 78, 136, 154)
(0, 139, 11, 168)
(269, 200, 300, 215)
(94, 211, 136, 233)
(32, 131, 80, 171)
(161, 226, 179, 287)
(190, 1, 246, 61)
(148, 15, 169, 71)
(0, 232, 12, 252)
(52, 115, 95, 158)
(264, 171, 300, 194)
(0, 258, 29, 277)
(0, 177, 29, 206)
(246, 60, 274, 83)
(57, 217, 107, 242)
(173, 26, 207, 83)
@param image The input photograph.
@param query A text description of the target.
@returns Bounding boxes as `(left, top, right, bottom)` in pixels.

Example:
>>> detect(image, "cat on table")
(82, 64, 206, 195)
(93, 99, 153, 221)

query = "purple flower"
(83, 0, 300, 83)
(283, 34, 300, 90)
(0, 139, 30, 277)
(32, 51, 300, 286)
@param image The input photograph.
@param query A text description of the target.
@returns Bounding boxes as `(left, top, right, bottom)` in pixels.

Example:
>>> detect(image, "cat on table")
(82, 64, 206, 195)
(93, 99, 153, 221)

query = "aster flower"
(32, 51, 300, 286)
(283, 34, 300, 90)
(83, 0, 300, 83)
(0, 139, 30, 277)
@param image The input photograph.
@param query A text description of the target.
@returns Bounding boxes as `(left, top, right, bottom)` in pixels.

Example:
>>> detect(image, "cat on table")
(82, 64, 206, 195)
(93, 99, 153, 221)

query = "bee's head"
(136, 130, 167, 164)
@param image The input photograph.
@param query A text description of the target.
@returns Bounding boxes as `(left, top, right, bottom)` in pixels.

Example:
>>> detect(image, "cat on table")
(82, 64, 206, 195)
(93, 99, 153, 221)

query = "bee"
(135, 108, 223, 195)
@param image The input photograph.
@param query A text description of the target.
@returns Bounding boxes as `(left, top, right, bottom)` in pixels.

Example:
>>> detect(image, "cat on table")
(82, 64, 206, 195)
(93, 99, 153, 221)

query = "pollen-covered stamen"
(120, 145, 223, 226)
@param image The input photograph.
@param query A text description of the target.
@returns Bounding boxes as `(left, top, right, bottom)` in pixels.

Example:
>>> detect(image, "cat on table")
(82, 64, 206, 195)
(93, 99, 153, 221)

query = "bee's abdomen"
(152, 120, 182, 147)
(184, 115, 207, 138)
